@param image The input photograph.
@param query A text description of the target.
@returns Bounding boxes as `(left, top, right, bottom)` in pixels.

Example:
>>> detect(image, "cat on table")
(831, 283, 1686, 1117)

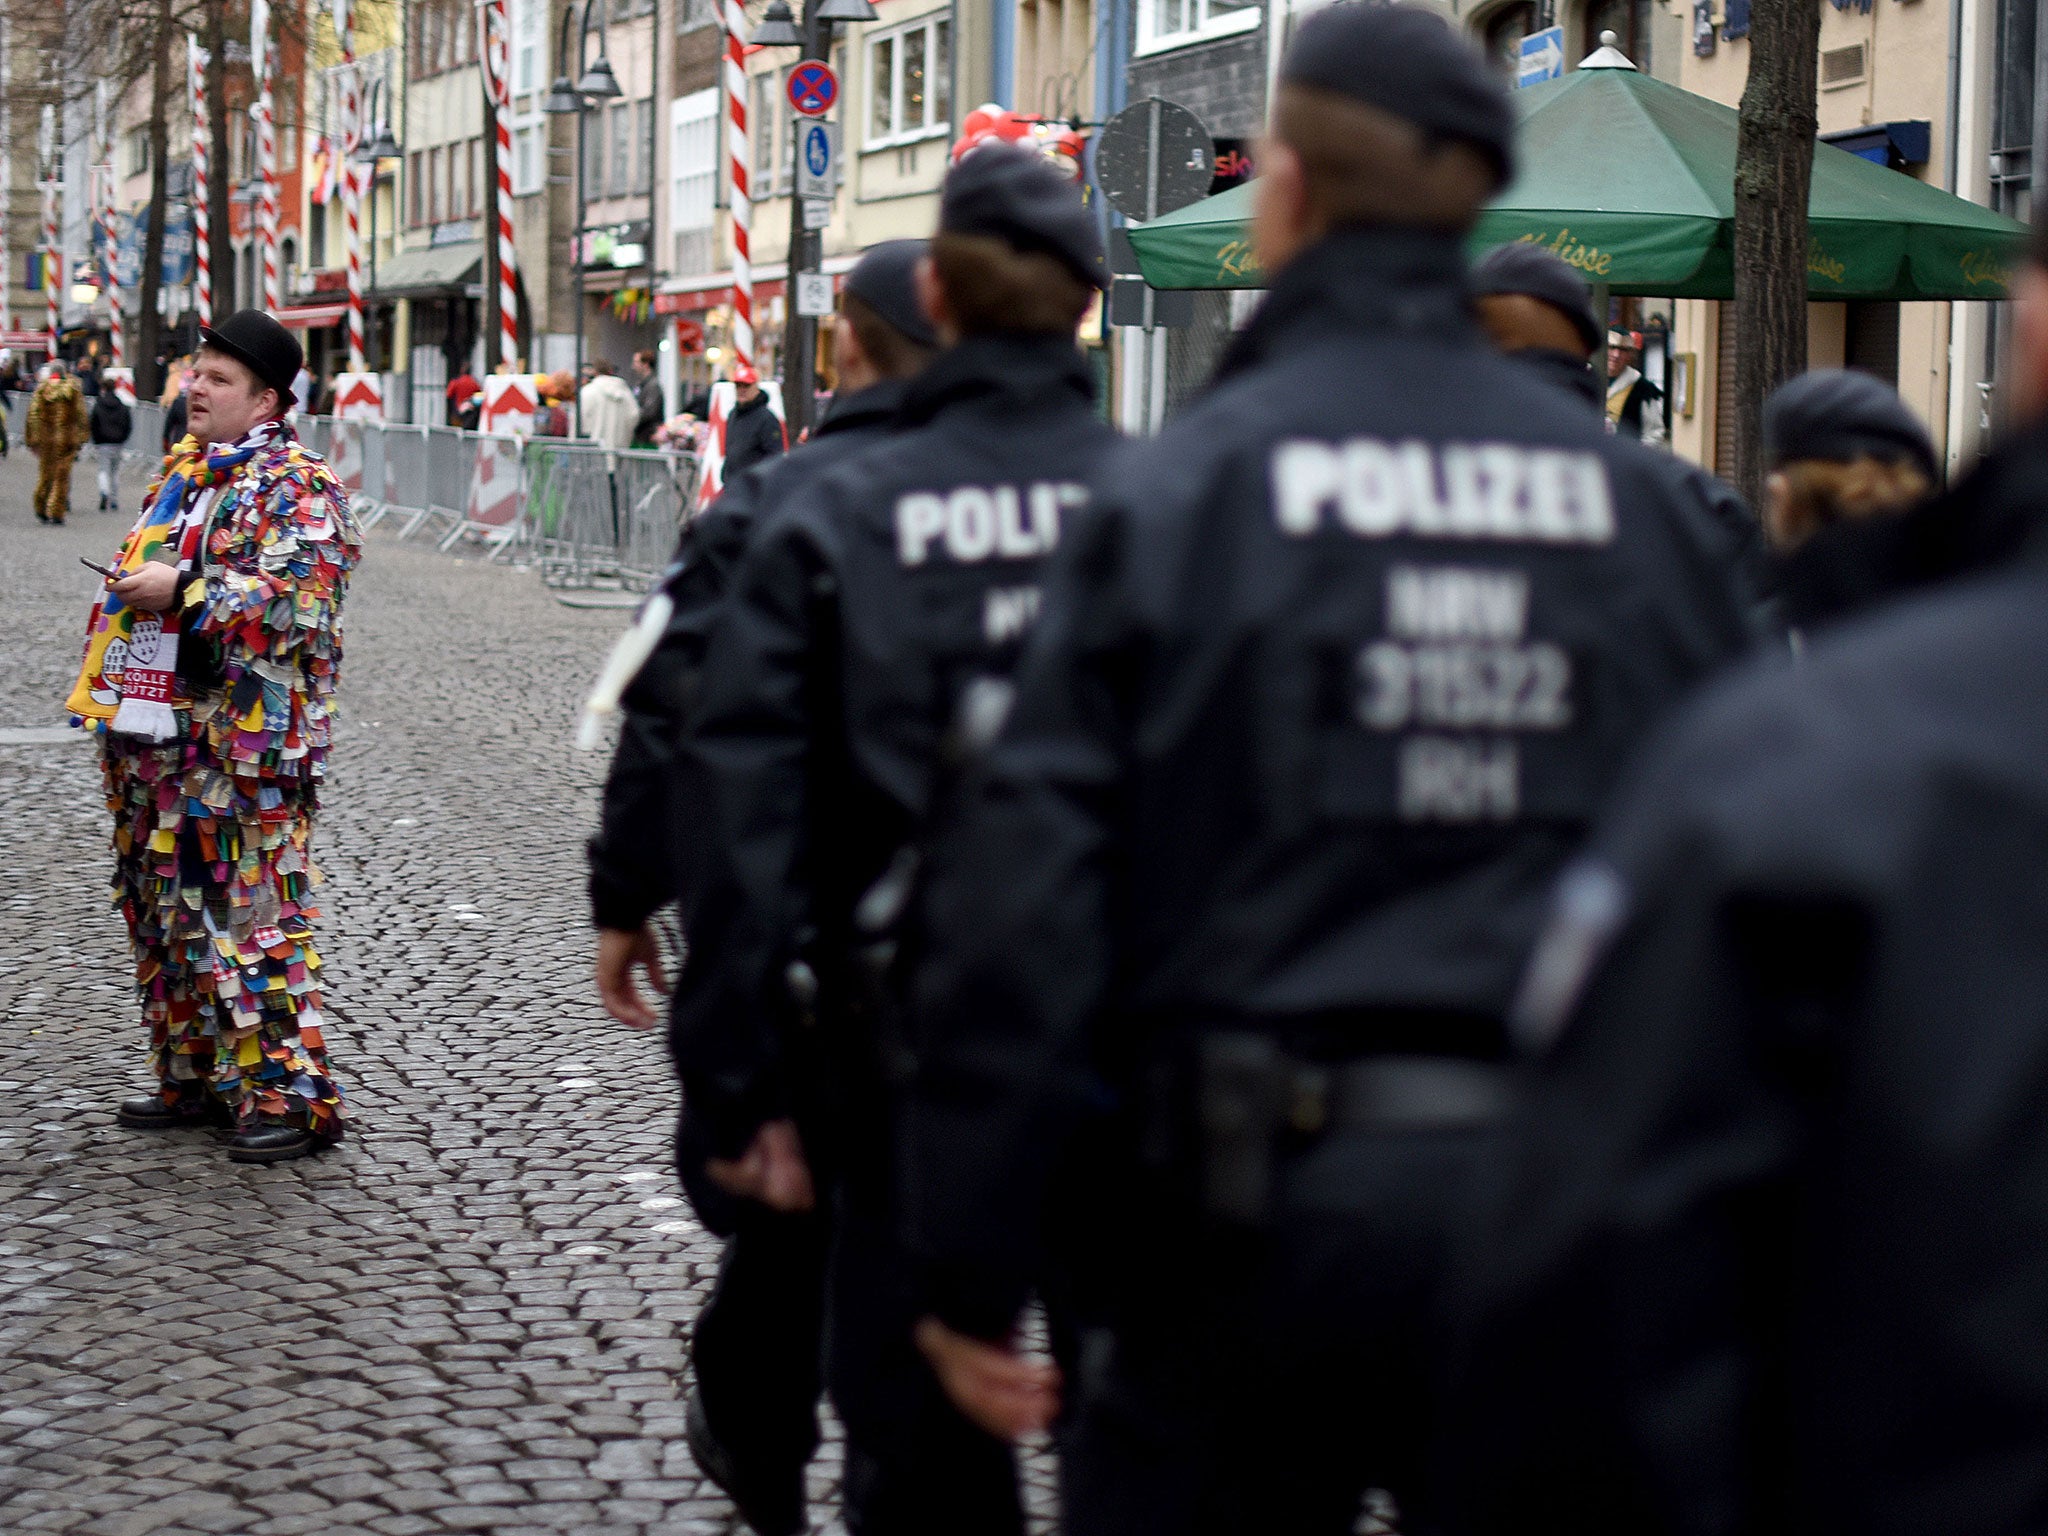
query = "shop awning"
(1128, 63, 2027, 300)
(655, 252, 862, 314)
(369, 241, 483, 297)
(276, 302, 347, 329)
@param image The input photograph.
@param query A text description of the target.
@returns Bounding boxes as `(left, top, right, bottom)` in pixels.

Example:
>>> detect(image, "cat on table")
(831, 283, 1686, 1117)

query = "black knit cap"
(1763, 369, 1939, 482)
(1470, 242, 1602, 354)
(843, 239, 938, 348)
(1280, 2, 1515, 193)
(940, 143, 1107, 290)
(200, 309, 304, 408)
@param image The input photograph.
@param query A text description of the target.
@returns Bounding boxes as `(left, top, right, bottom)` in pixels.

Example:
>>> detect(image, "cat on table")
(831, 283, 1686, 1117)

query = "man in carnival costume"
(69, 310, 360, 1164)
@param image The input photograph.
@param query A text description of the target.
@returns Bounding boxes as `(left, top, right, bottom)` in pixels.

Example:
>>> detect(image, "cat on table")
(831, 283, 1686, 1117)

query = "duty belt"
(1196, 1033, 1512, 1225)
(1286, 1056, 1511, 1136)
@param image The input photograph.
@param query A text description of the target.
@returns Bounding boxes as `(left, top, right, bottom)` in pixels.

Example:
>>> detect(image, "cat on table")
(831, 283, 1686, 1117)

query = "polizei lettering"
(895, 482, 1087, 567)
(1271, 439, 1615, 545)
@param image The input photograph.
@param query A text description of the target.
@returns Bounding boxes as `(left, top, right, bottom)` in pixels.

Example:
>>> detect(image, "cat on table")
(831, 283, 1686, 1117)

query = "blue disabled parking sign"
(1517, 26, 1566, 87)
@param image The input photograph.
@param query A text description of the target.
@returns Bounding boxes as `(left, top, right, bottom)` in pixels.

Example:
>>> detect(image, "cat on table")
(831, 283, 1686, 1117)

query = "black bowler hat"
(844, 239, 938, 348)
(1281, 3, 1516, 193)
(200, 309, 304, 408)
(941, 143, 1107, 290)
(1763, 369, 1940, 482)
(1471, 243, 1603, 354)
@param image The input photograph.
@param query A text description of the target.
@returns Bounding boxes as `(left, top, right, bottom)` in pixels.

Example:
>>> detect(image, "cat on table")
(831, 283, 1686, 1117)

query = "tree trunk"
(1730, 0, 1822, 508)
(205, 1, 234, 316)
(136, 0, 174, 398)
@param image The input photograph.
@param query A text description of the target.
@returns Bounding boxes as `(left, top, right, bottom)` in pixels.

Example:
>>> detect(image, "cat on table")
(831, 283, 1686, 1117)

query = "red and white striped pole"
(481, 0, 519, 369)
(96, 83, 122, 370)
(40, 104, 57, 360)
(723, 0, 753, 377)
(189, 35, 211, 328)
(0, 21, 13, 340)
(255, 0, 280, 311)
(336, 0, 364, 371)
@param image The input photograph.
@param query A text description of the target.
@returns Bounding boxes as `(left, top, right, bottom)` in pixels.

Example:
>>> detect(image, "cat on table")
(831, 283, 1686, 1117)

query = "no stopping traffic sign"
(788, 61, 838, 117)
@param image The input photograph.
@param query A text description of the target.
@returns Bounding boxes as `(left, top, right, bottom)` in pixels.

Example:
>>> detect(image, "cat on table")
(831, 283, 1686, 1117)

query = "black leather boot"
(116, 1092, 232, 1129)
(227, 1124, 323, 1164)
(685, 1389, 805, 1536)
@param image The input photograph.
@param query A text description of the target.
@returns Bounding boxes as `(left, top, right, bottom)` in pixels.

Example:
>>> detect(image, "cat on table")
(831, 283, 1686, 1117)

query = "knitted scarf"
(68, 421, 282, 739)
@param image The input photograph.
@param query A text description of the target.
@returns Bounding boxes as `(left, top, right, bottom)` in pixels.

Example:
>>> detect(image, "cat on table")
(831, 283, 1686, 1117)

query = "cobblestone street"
(0, 446, 903, 1536)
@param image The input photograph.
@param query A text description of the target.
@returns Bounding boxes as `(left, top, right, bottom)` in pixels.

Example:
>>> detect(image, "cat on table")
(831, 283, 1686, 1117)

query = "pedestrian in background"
(1439, 204, 2048, 1536)
(898, 10, 1756, 1532)
(631, 349, 666, 448)
(27, 359, 89, 525)
(1606, 328, 1664, 442)
(89, 380, 134, 513)
(717, 363, 783, 480)
(69, 310, 359, 1164)
(447, 368, 483, 431)
(536, 371, 577, 436)
(162, 359, 193, 451)
(579, 359, 638, 450)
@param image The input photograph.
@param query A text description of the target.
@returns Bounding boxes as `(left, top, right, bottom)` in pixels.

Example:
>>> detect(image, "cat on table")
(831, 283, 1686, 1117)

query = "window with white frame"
(635, 98, 654, 194)
(609, 100, 634, 196)
(510, 0, 541, 95)
(1137, 0, 1259, 53)
(751, 69, 787, 192)
(512, 116, 545, 196)
(867, 14, 950, 147)
(671, 89, 717, 232)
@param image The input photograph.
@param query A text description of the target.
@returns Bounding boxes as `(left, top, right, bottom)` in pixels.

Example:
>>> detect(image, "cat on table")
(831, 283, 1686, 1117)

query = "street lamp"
(747, 0, 876, 440)
(352, 74, 403, 369)
(545, 0, 622, 432)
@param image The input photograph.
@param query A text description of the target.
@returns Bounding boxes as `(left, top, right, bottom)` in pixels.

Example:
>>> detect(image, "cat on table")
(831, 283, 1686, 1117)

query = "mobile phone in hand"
(80, 557, 116, 580)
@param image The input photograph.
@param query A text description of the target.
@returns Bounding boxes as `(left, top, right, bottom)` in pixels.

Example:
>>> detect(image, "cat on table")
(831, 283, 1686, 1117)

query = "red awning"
(276, 303, 347, 330)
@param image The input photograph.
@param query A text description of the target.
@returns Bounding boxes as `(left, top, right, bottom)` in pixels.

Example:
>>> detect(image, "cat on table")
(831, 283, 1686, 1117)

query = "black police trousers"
(689, 1202, 831, 1498)
(826, 1188, 1030, 1536)
(1062, 1123, 1490, 1536)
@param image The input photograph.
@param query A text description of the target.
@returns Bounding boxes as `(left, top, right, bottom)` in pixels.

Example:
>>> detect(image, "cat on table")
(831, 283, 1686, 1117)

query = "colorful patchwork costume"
(68, 419, 361, 1140)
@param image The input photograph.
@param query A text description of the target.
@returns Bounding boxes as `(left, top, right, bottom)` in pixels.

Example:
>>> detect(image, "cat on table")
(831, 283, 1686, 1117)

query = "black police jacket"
(1507, 346, 1779, 639)
(898, 229, 1761, 1338)
(722, 389, 786, 481)
(669, 335, 1119, 1157)
(587, 381, 910, 932)
(1440, 443, 2048, 1535)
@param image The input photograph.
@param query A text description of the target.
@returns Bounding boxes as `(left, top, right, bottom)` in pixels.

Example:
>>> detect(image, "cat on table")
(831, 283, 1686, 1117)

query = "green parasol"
(1126, 53, 2027, 300)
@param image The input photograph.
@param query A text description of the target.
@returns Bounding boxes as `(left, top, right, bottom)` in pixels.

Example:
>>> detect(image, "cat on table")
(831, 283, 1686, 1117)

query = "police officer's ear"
(2007, 261, 2048, 429)
(1250, 137, 1320, 279)
(915, 254, 958, 348)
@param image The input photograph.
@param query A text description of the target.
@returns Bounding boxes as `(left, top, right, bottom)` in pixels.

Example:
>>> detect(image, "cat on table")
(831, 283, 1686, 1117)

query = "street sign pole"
(780, 13, 830, 441)
(1094, 95, 1211, 433)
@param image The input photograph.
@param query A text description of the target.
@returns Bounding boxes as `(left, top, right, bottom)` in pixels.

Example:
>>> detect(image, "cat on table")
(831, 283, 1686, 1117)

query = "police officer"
(1470, 241, 1607, 410)
(586, 240, 938, 1536)
(1437, 214, 2048, 1536)
(895, 9, 1756, 1533)
(1469, 241, 1776, 633)
(669, 144, 1117, 1535)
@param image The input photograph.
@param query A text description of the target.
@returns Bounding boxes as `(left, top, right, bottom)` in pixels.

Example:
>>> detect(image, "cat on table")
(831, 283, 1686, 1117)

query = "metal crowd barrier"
(132, 401, 167, 456)
(285, 412, 697, 590)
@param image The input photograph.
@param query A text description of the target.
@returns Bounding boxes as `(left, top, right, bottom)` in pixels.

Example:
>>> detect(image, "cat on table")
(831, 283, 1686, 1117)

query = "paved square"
(0, 447, 1058, 1535)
